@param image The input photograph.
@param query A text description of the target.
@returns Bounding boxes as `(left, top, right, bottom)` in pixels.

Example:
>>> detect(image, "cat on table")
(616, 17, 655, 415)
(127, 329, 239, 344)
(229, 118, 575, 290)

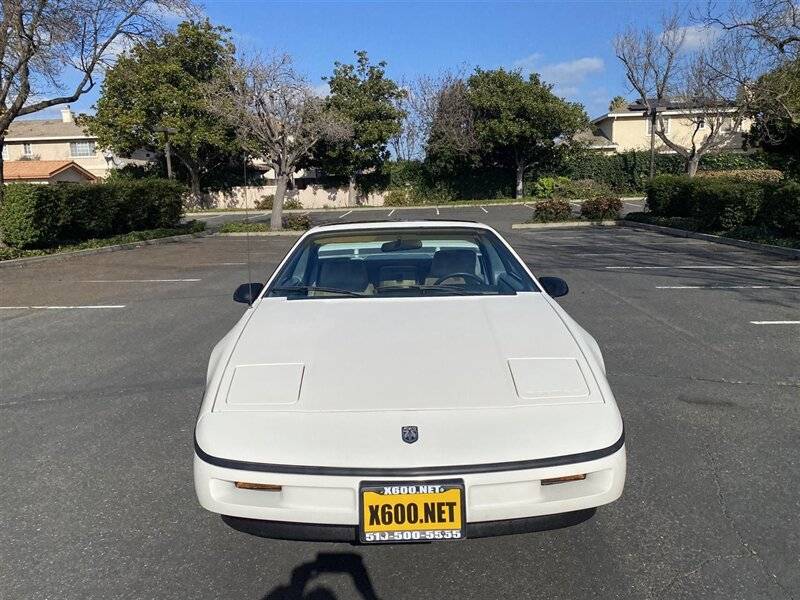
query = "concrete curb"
(619, 220, 800, 259)
(215, 231, 303, 237)
(511, 220, 618, 230)
(0, 230, 212, 269)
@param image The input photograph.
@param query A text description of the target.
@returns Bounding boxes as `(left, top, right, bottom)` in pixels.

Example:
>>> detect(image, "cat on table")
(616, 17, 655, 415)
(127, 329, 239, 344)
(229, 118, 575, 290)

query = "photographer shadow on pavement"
(263, 552, 381, 600)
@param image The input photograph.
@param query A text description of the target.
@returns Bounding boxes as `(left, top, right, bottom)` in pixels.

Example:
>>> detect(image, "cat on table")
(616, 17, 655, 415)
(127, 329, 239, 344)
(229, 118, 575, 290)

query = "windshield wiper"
(375, 284, 472, 296)
(269, 285, 366, 298)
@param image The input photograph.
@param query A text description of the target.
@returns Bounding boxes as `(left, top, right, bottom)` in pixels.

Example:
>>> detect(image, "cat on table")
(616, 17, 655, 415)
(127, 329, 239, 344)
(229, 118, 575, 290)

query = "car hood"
(196, 294, 623, 468)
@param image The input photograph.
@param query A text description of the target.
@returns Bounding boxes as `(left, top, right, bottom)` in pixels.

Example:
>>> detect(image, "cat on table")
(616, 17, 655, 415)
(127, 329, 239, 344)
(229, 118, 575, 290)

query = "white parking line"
(577, 252, 629, 256)
(196, 262, 247, 266)
(657, 285, 800, 290)
(479, 206, 488, 213)
(435, 206, 440, 215)
(387, 209, 396, 217)
(750, 320, 800, 325)
(607, 265, 800, 270)
(338, 210, 353, 219)
(80, 279, 201, 283)
(0, 305, 126, 310)
(523, 203, 536, 210)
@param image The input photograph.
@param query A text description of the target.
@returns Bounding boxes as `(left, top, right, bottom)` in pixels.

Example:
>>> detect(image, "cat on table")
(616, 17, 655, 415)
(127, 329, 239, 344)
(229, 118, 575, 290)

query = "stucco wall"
(3, 140, 111, 178)
(200, 185, 387, 210)
(607, 115, 752, 153)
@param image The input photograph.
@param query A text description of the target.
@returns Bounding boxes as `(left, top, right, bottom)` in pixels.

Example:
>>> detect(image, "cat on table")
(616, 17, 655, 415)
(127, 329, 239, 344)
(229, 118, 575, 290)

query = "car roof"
(307, 220, 492, 234)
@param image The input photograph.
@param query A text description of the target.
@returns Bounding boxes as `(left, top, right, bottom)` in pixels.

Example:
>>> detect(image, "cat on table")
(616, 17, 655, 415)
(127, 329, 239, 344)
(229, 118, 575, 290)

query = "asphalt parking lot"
(1, 205, 798, 600)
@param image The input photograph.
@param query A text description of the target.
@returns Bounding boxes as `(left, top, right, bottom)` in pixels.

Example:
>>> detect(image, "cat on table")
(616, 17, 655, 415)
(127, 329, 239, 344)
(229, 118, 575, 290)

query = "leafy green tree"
(312, 51, 406, 204)
(466, 69, 588, 198)
(746, 57, 800, 176)
(86, 20, 240, 203)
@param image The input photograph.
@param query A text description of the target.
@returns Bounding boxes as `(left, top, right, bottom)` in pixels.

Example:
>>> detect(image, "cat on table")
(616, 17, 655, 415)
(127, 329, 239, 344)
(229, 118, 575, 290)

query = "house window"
(646, 117, 670, 135)
(22, 142, 33, 156)
(70, 141, 96, 157)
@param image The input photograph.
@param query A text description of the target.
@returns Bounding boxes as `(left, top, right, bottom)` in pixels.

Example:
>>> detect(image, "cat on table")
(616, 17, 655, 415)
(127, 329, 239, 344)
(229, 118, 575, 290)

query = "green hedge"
(564, 151, 773, 192)
(0, 179, 185, 249)
(645, 175, 800, 236)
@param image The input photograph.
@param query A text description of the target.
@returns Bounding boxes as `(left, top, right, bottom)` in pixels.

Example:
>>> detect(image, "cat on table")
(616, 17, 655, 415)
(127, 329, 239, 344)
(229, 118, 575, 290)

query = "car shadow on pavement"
(262, 552, 380, 600)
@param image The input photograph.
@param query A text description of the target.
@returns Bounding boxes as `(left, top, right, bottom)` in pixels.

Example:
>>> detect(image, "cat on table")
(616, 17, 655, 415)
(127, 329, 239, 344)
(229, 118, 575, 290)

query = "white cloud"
(677, 25, 721, 52)
(538, 57, 605, 88)
(512, 53, 543, 73)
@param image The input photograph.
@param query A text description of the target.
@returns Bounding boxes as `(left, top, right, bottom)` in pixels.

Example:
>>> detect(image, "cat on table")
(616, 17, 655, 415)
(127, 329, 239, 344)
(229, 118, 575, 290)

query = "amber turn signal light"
(541, 474, 586, 486)
(234, 482, 282, 491)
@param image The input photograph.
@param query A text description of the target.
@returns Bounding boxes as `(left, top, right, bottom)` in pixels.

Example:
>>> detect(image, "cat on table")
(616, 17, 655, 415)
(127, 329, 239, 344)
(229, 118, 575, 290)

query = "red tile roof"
(3, 160, 97, 181)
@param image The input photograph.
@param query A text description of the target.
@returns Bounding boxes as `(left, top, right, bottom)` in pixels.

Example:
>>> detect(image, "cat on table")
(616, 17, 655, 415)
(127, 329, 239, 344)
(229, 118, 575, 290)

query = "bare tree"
(0, 0, 195, 187)
(208, 53, 351, 230)
(615, 13, 746, 176)
(701, 1, 800, 128)
(390, 68, 473, 162)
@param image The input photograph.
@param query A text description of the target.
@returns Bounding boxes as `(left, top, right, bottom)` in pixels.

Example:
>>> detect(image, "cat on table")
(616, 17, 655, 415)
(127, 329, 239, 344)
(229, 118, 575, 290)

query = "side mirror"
(233, 282, 264, 304)
(538, 276, 569, 298)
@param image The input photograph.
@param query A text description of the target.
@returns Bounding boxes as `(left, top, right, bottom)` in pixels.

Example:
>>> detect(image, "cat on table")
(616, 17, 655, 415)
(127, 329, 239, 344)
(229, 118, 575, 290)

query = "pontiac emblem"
(401, 426, 419, 444)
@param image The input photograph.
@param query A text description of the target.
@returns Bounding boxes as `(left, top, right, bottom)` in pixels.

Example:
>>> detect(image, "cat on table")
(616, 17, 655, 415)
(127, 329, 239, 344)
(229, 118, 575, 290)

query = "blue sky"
(59, 0, 703, 120)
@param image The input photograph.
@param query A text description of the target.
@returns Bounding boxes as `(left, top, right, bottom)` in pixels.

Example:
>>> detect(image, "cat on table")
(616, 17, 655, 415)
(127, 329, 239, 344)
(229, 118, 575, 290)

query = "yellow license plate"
(359, 480, 465, 543)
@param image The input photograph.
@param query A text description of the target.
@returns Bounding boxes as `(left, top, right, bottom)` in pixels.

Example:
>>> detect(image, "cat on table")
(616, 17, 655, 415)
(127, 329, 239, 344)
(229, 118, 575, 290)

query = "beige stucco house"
(2, 108, 155, 179)
(586, 100, 752, 155)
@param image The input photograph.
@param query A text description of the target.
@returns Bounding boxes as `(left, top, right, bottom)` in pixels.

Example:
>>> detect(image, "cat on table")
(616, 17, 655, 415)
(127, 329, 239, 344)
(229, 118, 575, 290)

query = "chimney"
(61, 107, 73, 123)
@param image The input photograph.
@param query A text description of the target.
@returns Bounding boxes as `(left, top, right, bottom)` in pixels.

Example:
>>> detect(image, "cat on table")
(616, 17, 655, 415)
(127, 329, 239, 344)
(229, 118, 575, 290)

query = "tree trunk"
(271, 173, 288, 231)
(187, 166, 202, 207)
(347, 174, 357, 206)
(686, 155, 700, 177)
(515, 162, 525, 199)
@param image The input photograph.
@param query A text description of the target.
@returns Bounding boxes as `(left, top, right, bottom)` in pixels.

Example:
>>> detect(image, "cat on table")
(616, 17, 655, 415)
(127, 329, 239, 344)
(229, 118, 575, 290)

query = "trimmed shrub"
(759, 181, 800, 237)
(696, 169, 783, 183)
(254, 194, 274, 209)
(529, 176, 571, 198)
(624, 212, 703, 231)
(532, 198, 572, 222)
(254, 194, 303, 210)
(554, 178, 614, 199)
(0, 185, 62, 248)
(282, 214, 311, 230)
(690, 178, 766, 231)
(0, 179, 185, 249)
(646, 175, 694, 216)
(581, 196, 623, 221)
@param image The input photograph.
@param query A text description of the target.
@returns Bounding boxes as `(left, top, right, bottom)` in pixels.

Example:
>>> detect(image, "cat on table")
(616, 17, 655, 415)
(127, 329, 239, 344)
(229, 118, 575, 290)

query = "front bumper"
(221, 509, 597, 542)
(194, 436, 626, 541)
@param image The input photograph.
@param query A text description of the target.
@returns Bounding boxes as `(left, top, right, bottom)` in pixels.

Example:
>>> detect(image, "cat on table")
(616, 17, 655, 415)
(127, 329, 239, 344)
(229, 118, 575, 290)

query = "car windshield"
(266, 227, 537, 299)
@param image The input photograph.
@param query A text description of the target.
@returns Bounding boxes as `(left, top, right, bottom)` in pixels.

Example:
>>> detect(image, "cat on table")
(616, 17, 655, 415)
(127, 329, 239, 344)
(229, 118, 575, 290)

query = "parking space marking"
(607, 265, 800, 270)
(387, 209, 396, 217)
(196, 262, 247, 266)
(435, 206, 440, 215)
(657, 285, 800, 290)
(523, 203, 536, 210)
(479, 206, 488, 213)
(79, 279, 202, 283)
(338, 210, 353, 219)
(750, 320, 800, 325)
(0, 305, 126, 310)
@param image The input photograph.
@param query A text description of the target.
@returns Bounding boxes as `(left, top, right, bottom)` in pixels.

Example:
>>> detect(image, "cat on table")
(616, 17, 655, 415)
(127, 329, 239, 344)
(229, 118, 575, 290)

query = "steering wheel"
(433, 273, 486, 286)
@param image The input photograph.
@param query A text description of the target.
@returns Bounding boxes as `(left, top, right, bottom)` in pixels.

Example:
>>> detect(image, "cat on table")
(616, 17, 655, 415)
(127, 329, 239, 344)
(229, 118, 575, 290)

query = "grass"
(0, 221, 206, 261)
(624, 212, 799, 249)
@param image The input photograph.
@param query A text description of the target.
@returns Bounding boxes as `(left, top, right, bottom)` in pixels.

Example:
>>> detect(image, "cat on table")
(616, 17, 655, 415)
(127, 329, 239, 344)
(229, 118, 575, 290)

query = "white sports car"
(194, 220, 625, 543)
